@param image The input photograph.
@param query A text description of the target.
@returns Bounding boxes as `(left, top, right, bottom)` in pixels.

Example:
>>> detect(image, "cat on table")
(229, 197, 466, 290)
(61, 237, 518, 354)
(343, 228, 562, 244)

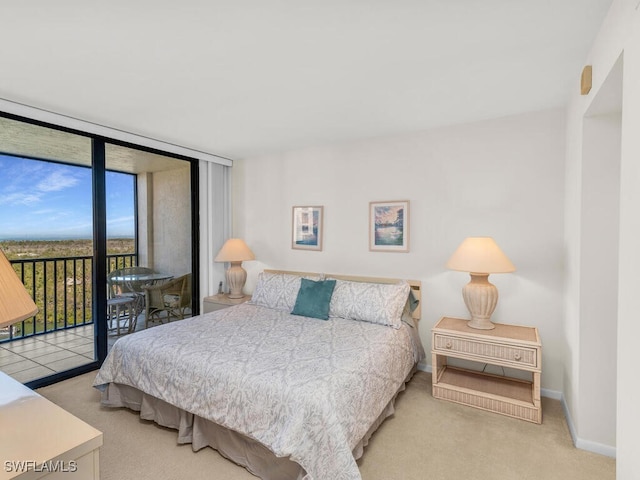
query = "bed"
(94, 270, 425, 480)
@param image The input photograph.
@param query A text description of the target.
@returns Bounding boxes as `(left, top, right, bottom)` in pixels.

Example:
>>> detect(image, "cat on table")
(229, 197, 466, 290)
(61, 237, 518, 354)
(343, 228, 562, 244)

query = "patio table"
(110, 273, 173, 329)
(110, 272, 173, 289)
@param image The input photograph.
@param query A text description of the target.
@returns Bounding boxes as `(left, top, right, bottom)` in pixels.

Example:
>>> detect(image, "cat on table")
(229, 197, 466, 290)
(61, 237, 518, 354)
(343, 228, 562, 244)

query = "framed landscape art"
(369, 200, 409, 252)
(292, 206, 323, 251)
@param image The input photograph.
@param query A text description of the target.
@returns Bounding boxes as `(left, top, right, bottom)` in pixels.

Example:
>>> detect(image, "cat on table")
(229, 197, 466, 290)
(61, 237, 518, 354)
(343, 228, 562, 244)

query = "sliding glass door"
(0, 116, 97, 384)
(0, 113, 198, 387)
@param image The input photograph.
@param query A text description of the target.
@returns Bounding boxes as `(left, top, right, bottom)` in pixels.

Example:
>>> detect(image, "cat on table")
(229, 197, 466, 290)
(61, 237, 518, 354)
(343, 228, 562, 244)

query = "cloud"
(107, 215, 135, 226)
(0, 167, 81, 208)
(0, 192, 41, 206)
(31, 208, 56, 215)
(36, 170, 80, 192)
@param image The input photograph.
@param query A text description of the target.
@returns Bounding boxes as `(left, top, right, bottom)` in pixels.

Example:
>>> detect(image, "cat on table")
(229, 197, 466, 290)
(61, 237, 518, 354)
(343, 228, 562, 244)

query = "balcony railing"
(0, 253, 138, 343)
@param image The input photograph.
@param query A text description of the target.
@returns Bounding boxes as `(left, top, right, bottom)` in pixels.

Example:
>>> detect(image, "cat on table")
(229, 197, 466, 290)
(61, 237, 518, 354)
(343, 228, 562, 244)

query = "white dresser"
(0, 372, 103, 480)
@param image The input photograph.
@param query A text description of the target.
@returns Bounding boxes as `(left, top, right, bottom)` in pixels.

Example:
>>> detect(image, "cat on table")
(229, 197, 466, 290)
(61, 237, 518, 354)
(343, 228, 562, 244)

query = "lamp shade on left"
(0, 249, 38, 328)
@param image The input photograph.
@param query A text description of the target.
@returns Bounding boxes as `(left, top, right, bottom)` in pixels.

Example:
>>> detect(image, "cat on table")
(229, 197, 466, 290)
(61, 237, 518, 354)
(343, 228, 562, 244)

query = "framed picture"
(292, 206, 323, 251)
(369, 200, 409, 252)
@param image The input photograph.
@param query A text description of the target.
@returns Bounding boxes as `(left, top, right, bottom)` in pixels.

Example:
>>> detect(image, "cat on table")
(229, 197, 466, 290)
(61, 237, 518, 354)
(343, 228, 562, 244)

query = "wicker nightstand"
(431, 316, 542, 424)
(203, 294, 251, 313)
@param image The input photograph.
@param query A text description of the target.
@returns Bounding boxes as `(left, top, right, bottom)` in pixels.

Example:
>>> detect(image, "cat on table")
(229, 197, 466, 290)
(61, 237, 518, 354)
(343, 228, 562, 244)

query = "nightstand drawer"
(433, 334, 538, 368)
(203, 302, 231, 313)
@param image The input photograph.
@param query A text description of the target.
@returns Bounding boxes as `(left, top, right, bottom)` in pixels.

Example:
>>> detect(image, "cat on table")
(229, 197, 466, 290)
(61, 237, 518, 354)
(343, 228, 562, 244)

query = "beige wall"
(234, 108, 566, 390)
(150, 165, 192, 277)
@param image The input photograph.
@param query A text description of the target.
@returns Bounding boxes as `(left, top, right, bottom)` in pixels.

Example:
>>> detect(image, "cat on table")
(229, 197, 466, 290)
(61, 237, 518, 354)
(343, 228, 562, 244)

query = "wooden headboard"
(264, 269, 422, 321)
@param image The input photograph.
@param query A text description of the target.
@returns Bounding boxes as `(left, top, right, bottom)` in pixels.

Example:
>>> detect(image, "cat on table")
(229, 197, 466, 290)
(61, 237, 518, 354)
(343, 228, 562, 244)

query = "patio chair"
(107, 296, 137, 335)
(143, 273, 191, 328)
(107, 266, 157, 333)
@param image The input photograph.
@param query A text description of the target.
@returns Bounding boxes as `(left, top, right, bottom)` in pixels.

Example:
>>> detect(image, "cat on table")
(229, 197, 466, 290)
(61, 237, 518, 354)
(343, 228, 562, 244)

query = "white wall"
(578, 112, 620, 449)
(234, 108, 566, 392)
(564, 0, 640, 469)
(617, 31, 640, 477)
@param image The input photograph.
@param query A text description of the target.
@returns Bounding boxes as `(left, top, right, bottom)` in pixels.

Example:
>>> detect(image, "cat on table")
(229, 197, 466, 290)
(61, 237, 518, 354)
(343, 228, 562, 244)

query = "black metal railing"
(0, 253, 138, 343)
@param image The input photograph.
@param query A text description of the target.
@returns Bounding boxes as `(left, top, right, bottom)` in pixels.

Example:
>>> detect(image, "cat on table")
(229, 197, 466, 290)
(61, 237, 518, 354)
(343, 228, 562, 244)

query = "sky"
(0, 154, 135, 240)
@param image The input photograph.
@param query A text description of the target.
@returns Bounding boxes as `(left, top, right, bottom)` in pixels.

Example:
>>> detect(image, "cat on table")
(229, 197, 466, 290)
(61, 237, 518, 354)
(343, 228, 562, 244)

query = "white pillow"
(249, 272, 319, 312)
(328, 279, 410, 328)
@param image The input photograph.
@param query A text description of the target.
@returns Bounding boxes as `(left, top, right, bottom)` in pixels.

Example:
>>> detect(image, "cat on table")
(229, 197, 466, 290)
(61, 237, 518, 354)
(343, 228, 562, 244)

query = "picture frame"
(369, 200, 409, 252)
(292, 206, 323, 251)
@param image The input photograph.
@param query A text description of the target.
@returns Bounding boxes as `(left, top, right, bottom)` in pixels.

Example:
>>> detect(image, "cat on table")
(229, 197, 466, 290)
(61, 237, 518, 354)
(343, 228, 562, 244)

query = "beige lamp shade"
(446, 237, 515, 330)
(0, 249, 38, 328)
(214, 239, 255, 263)
(215, 239, 255, 299)
(446, 237, 516, 274)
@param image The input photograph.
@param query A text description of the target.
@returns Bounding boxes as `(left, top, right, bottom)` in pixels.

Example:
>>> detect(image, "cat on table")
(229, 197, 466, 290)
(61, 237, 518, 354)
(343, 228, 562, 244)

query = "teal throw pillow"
(291, 278, 337, 320)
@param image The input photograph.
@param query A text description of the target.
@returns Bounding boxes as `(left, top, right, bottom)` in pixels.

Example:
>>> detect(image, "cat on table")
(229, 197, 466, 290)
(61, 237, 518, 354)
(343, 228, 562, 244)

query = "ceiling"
(0, 1, 613, 161)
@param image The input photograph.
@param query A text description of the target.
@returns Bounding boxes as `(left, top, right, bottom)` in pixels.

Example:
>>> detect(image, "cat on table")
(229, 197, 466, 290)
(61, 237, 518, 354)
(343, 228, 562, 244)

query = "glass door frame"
(0, 111, 200, 389)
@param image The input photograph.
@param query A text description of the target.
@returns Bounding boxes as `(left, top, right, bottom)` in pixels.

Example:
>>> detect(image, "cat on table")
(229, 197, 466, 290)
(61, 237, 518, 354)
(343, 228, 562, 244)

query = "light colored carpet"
(37, 371, 615, 480)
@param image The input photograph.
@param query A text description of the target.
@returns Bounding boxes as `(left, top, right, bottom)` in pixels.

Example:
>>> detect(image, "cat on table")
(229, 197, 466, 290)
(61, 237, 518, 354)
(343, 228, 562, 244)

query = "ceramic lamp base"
(462, 273, 498, 330)
(226, 262, 247, 299)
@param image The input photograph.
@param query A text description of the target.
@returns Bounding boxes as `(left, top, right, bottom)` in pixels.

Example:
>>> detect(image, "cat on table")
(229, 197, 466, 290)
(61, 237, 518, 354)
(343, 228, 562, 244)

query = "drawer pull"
(445, 341, 452, 349)
(514, 353, 522, 361)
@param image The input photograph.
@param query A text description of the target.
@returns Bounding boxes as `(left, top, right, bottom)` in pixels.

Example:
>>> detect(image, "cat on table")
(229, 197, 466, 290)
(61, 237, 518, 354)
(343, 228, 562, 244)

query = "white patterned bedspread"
(94, 303, 420, 480)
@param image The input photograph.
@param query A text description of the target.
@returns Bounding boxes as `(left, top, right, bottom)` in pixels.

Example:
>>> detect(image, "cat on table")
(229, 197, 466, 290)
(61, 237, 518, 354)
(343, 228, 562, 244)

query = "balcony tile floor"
(0, 325, 95, 383)
(0, 311, 185, 384)
(0, 317, 137, 383)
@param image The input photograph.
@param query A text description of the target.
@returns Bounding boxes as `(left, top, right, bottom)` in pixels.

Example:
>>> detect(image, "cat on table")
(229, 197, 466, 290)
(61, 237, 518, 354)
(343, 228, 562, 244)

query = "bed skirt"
(98, 368, 416, 480)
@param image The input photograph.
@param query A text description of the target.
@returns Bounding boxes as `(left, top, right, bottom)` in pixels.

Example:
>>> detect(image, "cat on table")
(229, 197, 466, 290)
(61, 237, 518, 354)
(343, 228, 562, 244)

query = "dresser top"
(0, 372, 103, 479)
(434, 316, 540, 345)
(204, 294, 252, 305)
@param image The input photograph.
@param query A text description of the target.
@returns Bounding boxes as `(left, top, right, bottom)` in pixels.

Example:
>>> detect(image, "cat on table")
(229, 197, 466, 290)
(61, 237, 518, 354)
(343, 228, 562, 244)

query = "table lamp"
(214, 239, 255, 299)
(446, 237, 515, 330)
(0, 249, 38, 328)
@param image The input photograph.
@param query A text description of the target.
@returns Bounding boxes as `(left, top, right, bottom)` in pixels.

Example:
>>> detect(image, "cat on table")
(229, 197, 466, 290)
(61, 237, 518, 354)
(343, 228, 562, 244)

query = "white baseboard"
(560, 394, 617, 458)
(417, 362, 430, 373)
(540, 387, 562, 400)
(419, 362, 616, 458)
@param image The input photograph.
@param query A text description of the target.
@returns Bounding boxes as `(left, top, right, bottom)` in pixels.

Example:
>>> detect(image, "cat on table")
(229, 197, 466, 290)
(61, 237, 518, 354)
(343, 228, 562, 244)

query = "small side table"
(203, 294, 251, 313)
(432, 316, 542, 424)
